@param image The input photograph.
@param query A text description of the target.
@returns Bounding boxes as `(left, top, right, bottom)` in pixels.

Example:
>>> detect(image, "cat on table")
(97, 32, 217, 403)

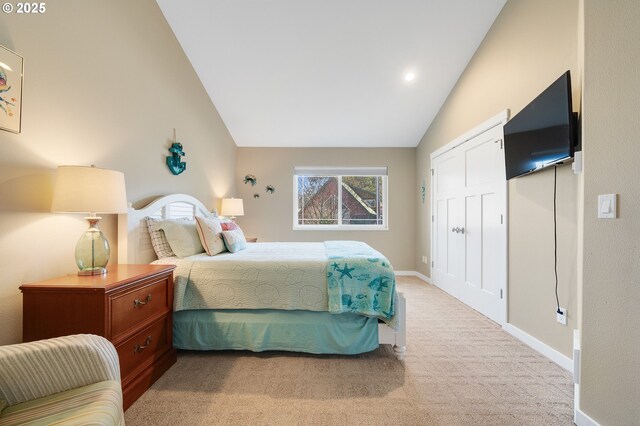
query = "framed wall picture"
(0, 45, 24, 133)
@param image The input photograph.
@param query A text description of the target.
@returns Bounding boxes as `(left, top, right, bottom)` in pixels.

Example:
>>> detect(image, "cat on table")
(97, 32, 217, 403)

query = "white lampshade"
(221, 198, 244, 217)
(51, 166, 128, 214)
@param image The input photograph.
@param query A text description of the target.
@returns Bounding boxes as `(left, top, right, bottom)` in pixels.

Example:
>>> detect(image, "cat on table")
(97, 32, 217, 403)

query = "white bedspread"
(154, 242, 329, 312)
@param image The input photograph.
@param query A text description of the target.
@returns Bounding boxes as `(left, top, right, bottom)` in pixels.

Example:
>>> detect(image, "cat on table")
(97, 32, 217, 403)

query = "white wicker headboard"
(117, 193, 215, 264)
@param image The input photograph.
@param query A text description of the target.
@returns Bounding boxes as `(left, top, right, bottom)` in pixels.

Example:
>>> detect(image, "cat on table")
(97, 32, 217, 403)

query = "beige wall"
(236, 148, 416, 271)
(581, 0, 640, 423)
(0, 0, 237, 345)
(416, 0, 580, 356)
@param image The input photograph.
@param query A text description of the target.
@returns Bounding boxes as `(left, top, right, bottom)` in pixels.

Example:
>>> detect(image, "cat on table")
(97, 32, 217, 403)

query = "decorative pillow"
(221, 228, 247, 253)
(220, 221, 238, 231)
(150, 219, 204, 258)
(195, 216, 226, 256)
(146, 217, 176, 259)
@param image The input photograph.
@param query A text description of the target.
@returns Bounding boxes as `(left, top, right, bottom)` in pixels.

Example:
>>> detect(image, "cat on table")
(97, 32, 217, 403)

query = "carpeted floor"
(124, 276, 574, 425)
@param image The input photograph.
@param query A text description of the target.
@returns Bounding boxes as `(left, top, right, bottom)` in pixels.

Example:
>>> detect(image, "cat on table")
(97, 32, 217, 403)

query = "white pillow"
(195, 216, 226, 256)
(150, 220, 204, 258)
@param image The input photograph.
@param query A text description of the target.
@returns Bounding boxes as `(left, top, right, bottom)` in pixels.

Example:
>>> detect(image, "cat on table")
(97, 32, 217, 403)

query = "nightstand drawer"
(110, 276, 169, 338)
(116, 316, 171, 381)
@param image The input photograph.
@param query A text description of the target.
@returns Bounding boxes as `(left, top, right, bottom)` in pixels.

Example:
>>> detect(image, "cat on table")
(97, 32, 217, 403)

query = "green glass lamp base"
(75, 216, 111, 276)
(77, 267, 107, 276)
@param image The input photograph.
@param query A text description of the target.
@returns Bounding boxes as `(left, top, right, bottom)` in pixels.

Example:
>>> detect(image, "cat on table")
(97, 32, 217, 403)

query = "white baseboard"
(575, 407, 600, 426)
(414, 271, 431, 284)
(572, 330, 600, 426)
(394, 271, 432, 284)
(502, 323, 573, 372)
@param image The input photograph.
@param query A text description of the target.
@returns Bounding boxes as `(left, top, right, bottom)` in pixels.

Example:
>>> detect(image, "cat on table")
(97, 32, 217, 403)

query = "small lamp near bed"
(221, 197, 244, 221)
(51, 165, 128, 276)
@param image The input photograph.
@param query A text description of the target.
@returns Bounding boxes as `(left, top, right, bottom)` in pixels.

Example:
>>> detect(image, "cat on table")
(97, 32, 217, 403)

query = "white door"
(431, 149, 464, 299)
(431, 122, 506, 324)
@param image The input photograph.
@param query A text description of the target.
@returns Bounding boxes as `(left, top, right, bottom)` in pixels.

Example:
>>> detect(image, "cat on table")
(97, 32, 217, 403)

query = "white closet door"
(431, 123, 506, 324)
(431, 149, 465, 299)
(459, 125, 505, 323)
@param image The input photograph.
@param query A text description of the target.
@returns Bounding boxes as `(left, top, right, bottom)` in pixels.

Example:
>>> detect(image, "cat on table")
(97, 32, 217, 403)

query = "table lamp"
(51, 165, 128, 276)
(221, 198, 244, 221)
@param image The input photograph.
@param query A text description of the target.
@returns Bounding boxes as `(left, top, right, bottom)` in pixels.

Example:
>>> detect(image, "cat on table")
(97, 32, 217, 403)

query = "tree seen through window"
(297, 175, 384, 227)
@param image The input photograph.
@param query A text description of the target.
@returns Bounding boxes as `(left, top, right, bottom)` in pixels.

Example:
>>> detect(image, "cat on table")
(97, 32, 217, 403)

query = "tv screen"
(504, 71, 575, 180)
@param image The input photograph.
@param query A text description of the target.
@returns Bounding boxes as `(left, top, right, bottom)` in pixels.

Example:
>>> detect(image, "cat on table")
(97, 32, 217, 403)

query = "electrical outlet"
(556, 307, 567, 325)
(421, 255, 428, 264)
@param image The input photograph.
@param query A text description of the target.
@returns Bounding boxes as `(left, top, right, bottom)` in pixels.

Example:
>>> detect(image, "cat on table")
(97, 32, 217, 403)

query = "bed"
(117, 194, 407, 360)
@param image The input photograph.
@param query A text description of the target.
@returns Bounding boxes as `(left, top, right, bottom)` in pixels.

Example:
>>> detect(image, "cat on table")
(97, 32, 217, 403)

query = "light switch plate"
(598, 194, 617, 219)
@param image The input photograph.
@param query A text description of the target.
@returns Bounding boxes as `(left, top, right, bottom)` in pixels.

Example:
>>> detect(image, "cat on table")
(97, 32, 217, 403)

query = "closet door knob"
(459, 227, 465, 234)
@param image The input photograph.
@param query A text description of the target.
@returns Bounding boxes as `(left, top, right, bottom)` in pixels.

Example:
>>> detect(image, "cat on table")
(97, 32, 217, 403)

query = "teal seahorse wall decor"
(166, 129, 186, 175)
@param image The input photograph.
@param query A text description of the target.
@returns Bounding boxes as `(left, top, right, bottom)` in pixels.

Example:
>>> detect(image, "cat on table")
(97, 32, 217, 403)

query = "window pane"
(294, 171, 386, 228)
(297, 176, 339, 225)
(341, 176, 383, 225)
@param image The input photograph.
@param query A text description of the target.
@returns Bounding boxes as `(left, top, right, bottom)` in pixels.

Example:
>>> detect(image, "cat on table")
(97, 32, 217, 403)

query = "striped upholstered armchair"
(0, 334, 124, 425)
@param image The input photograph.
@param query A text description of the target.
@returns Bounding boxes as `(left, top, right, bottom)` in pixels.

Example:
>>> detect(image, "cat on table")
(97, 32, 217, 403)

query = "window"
(293, 167, 388, 230)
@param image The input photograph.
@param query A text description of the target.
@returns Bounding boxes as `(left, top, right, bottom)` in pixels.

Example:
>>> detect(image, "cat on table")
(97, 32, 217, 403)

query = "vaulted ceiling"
(157, 0, 506, 147)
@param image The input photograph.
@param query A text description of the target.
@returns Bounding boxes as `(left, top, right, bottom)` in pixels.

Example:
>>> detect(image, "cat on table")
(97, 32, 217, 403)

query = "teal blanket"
(325, 241, 395, 321)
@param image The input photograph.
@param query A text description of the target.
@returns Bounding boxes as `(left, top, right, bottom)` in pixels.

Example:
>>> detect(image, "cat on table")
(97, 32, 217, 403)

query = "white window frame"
(293, 167, 389, 231)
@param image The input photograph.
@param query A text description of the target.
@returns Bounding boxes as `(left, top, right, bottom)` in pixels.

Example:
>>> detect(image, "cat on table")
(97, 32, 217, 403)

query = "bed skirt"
(173, 309, 379, 355)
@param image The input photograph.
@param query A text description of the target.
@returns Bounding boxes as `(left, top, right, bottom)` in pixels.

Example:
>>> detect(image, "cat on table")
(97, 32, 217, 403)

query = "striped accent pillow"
(195, 216, 226, 256)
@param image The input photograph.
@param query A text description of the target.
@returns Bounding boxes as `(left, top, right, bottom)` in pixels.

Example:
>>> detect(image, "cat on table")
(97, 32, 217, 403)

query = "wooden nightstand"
(246, 237, 258, 243)
(20, 264, 177, 410)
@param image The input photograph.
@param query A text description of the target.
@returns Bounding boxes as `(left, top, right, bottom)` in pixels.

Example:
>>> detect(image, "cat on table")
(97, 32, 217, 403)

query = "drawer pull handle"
(133, 294, 152, 308)
(134, 336, 152, 353)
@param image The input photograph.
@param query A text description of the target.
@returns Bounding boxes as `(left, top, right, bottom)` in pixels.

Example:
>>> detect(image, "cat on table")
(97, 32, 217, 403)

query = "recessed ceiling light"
(404, 72, 415, 82)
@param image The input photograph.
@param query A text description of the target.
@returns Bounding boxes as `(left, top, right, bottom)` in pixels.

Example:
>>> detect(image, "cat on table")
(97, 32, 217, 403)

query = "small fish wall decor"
(244, 174, 257, 186)
(265, 185, 275, 194)
(166, 129, 186, 175)
(253, 193, 260, 199)
(421, 178, 426, 203)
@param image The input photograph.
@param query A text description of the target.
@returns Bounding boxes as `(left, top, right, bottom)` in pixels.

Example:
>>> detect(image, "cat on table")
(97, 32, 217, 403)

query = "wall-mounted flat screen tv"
(504, 71, 576, 180)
